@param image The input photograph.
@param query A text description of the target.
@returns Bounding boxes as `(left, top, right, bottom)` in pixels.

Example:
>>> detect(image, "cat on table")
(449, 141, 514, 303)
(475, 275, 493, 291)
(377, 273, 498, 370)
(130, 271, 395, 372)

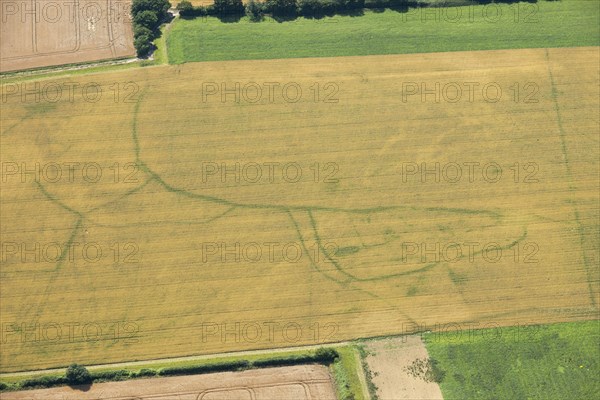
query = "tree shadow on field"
(272, 14, 300, 23)
(69, 383, 92, 392)
(389, 4, 409, 13)
(471, 0, 537, 4)
(337, 8, 365, 17)
(218, 14, 244, 23)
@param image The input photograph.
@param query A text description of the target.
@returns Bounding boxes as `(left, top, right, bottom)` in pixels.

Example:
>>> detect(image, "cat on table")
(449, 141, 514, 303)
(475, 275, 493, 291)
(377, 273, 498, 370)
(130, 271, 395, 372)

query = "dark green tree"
(65, 364, 91, 385)
(214, 0, 245, 16)
(134, 34, 154, 57)
(132, 0, 171, 19)
(133, 24, 153, 38)
(298, 0, 321, 16)
(264, 0, 298, 17)
(246, 0, 264, 21)
(133, 10, 159, 29)
(176, 0, 194, 12)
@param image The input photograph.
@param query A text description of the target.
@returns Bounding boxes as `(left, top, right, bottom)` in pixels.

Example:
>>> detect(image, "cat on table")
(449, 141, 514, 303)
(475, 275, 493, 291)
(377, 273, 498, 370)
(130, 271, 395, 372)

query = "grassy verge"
(167, 0, 599, 63)
(332, 346, 368, 400)
(149, 20, 172, 65)
(356, 345, 380, 400)
(0, 59, 143, 84)
(423, 320, 600, 400)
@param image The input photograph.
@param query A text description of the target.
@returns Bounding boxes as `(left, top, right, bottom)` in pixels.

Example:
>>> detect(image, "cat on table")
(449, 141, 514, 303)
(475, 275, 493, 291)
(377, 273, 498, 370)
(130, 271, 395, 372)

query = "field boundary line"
(544, 48, 598, 309)
(0, 341, 352, 378)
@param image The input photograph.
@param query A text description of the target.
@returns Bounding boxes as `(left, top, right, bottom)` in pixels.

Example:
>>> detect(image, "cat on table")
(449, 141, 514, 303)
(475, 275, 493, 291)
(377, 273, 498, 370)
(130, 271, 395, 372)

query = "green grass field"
(424, 320, 600, 400)
(167, 0, 599, 63)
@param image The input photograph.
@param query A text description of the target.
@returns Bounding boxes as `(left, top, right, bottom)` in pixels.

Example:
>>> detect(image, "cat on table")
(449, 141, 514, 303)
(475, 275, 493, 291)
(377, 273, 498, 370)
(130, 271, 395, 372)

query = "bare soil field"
(0, 0, 135, 73)
(0, 364, 336, 399)
(365, 336, 443, 400)
(0, 47, 598, 372)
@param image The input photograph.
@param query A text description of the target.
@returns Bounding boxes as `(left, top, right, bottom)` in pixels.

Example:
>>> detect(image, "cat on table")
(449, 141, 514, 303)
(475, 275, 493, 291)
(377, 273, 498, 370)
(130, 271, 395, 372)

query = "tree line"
(177, 0, 537, 22)
(132, 0, 172, 57)
(178, 0, 411, 21)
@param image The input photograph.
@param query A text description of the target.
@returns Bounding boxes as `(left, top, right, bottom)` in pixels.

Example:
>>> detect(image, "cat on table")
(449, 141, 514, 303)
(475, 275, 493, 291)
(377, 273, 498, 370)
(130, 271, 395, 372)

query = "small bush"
(429, 358, 446, 383)
(90, 370, 131, 382)
(298, 0, 323, 16)
(21, 375, 67, 389)
(336, 0, 365, 10)
(134, 368, 158, 377)
(0, 382, 16, 392)
(66, 364, 91, 385)
(176, 0, 194, 12)
(179, 5, 212, 17)
(315, 348, 340, 362)
(264, 0, 298, 17)
(214, 0, 245, 16)
(246, 0, 265, 21)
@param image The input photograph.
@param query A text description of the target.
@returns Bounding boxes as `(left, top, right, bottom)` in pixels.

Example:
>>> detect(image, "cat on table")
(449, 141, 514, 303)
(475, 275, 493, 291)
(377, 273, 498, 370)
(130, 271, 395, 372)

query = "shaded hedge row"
(0, 348, 339, 392)
(159, 360, 250, 376)
(90, 369, 132, 382)
(254, 348, 339, 367)
(177, 0, 409, 19)
(177, 0, 538, 20)
(20, 375, 67, 389)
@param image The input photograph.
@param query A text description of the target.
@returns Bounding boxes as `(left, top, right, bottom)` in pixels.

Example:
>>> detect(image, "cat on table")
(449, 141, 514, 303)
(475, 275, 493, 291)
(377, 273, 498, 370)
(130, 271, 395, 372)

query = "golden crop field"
(183, 0, 216, 6)
(0, 47, 598, 372)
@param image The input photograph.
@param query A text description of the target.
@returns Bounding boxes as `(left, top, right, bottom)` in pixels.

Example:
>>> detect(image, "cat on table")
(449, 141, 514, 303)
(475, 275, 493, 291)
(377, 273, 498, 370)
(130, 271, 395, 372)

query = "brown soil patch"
(0, 0, 135, 72)
(366, 336, 443, 400)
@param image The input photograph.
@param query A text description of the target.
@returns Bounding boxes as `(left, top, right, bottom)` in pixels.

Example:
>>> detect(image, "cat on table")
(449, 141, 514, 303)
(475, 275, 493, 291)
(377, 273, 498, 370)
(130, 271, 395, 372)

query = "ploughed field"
(0, 0, 135, 72)
(0, 364, 337, 399)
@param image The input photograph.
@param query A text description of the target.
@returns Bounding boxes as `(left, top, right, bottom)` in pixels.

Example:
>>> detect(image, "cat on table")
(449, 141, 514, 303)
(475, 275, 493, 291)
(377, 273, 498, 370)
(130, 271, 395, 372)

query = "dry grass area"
(1, 364, 336, 399)
(0, 0, 135, 72)
(365, 336, 443, 400)
(0, 47, 598, 372)
(182, 0, 216, 6)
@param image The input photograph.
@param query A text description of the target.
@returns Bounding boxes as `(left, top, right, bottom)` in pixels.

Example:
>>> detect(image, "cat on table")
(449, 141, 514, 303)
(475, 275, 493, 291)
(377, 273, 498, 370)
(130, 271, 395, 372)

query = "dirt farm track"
(0, 0, 135, 72)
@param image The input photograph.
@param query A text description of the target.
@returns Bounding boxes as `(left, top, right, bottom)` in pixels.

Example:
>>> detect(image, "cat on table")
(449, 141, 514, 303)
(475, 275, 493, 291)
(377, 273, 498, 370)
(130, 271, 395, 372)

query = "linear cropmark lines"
(0, 47, 598, 372)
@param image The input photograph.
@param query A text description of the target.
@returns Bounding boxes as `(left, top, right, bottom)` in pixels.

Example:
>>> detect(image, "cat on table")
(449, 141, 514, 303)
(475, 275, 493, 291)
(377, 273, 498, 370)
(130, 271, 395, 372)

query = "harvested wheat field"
(0, 364, 336, 399)
(0, 0, 135, 72)
(0, 47, 598, 372)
